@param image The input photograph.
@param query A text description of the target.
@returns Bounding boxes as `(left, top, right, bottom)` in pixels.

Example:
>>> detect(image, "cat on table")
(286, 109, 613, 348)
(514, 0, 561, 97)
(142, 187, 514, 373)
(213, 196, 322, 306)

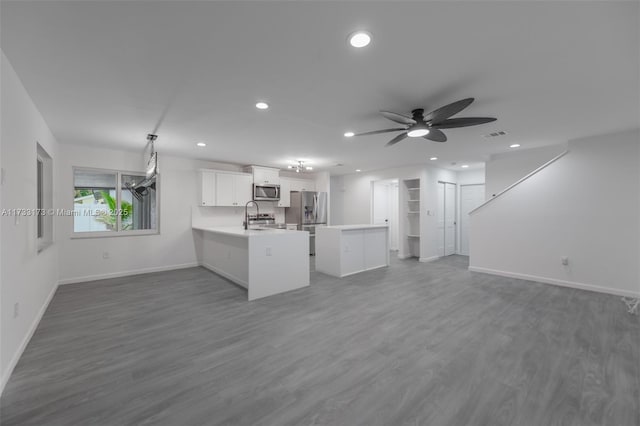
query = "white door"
(436, 183, 445, 255)
(444, 183, 456, 256)
(372, 180, 399, 251)
(388, 182, 399, 251)
(372, 181, 389, 225)
(437, 182, 457, 256)
(460, 184, 485, 256)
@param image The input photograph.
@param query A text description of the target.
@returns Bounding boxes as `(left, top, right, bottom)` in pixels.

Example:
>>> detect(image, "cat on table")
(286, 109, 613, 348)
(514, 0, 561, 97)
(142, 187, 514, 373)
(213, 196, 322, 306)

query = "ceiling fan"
(352, 98, 496, 146)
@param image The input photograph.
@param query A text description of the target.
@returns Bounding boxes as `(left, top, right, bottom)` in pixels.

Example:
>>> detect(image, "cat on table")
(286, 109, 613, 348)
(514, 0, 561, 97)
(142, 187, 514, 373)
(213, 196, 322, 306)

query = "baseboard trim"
(468, 266, 640, 298)
(201, 262, 248, 289)
(1, 281, 58, 396)
(58, 262, 200, 285)
(419, 256, 440, 263)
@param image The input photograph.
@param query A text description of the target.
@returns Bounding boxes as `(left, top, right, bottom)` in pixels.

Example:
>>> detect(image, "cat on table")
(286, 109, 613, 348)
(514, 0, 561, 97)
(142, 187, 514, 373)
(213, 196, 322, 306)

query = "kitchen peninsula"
(193, 226, 309, 300)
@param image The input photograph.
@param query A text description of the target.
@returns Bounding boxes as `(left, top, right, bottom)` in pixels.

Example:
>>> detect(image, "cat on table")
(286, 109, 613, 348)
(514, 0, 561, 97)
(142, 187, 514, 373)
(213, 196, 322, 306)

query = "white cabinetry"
(200, 171, 216, 206)
(289, 178, 316, 192)
(247, 165, 280, 185)
(278, 177, 291, 207)
(199, 170, 252, 207)
(217, 173, 252, 206)
(315, 225, 389, 278)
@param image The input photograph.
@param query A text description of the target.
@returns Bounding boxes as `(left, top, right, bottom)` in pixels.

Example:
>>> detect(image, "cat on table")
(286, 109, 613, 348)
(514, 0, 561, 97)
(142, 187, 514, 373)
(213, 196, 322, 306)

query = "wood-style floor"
(2, 255, 639, 425)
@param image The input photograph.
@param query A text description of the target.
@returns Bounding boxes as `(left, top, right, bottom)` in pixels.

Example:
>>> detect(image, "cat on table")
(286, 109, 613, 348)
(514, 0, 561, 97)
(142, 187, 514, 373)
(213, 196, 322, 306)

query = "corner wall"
(1, 52, 60, 393)
(470, 129, 640, 297)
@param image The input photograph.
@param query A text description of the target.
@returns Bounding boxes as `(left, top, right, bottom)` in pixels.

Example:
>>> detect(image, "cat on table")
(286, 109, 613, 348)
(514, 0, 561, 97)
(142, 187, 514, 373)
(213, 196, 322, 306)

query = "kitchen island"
(316, 224, 389, 278)
(193, 226, 309, 300)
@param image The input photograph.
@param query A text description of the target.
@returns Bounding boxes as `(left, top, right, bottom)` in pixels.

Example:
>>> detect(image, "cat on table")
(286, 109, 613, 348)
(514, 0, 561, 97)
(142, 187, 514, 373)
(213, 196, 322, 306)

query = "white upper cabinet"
(277, 178, 291, 207)
(289, 178, 316, 192)
(199, 169, 253, 207)
(247, 166, 280, 185)
(200, 171, 216, 206)
(234, 174, 253, 206)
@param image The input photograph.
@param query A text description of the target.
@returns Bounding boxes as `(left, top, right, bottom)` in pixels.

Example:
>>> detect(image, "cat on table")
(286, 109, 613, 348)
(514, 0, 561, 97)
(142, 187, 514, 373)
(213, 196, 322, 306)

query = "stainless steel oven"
(253, 184, 280, 201)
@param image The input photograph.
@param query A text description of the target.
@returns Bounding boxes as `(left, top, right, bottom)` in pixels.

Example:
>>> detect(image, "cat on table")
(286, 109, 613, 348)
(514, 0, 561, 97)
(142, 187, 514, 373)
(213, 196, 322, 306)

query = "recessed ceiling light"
(355, 169, 362, 173)
(429, 157, 438, 161)
(306, 166, 313, 171)
(255, 102, 269, 110)
(344, 131, 355, 138)
(348, 31, 371, 48)
(196, 142, 206, 147)
(461, 164, 469, 168)
(510, 144, 521, 148)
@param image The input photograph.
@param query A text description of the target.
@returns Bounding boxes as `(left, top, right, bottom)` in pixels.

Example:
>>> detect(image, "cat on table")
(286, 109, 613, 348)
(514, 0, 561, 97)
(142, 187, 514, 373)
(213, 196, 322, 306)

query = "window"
(36, 143, 53, 252)
(73, 168, 158, 237)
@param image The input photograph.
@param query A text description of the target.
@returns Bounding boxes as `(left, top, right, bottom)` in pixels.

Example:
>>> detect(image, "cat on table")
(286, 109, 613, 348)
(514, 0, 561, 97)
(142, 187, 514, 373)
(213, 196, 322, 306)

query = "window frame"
(37, 155, 44, 240)
(71, 166, 160, 239)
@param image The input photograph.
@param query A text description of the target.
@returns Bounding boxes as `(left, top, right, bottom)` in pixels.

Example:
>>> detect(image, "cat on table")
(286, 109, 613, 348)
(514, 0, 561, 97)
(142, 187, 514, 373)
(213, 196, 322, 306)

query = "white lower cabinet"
(315, 225, 389, 278)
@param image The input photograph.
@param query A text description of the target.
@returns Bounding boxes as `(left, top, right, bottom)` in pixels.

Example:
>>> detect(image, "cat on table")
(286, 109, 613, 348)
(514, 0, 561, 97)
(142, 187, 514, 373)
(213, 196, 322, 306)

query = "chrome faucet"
(244, 200, 260, 230)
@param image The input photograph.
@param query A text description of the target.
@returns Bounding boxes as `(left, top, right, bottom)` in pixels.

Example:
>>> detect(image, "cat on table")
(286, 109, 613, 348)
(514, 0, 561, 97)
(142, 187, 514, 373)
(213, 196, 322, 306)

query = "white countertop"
(321, 224, 389, 231)
(192, 226, 306, 238)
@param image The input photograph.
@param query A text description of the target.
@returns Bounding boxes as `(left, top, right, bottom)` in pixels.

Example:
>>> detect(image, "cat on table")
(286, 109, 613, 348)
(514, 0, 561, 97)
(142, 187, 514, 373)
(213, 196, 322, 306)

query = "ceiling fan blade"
(354, 128, 406, 137)
(424, 98, 475, 124)
(431, 117, 497, 129)
(385, 133, 408, 147)
(423, 128, 447, 142)
(380, 111, 417, 125)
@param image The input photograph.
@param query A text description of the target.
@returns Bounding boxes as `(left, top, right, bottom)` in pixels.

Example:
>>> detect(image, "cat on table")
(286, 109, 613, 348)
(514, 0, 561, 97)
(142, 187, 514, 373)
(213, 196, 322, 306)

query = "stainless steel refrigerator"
(285, 191, 327, 255)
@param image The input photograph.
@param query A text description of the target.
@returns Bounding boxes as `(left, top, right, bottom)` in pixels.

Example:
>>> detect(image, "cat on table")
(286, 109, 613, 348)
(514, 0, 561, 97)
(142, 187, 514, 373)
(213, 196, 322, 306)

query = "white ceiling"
(2, 1, 638, 174)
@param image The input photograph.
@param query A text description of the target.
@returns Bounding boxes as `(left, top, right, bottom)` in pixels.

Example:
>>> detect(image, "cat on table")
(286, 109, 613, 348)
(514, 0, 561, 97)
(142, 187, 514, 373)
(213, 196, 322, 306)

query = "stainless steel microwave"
(253, 184, 280, 201)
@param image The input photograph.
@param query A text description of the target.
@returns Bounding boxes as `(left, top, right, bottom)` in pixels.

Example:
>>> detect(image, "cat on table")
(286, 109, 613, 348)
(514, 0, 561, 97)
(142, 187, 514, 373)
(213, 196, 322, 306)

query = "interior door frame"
(437, 180, 457, 256)
(370, 178, 400, 251)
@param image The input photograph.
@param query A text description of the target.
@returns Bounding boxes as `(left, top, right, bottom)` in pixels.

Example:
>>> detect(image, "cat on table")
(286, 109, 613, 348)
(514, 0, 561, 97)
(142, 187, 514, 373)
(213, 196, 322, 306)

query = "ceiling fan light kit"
(352, 98, 496, 147)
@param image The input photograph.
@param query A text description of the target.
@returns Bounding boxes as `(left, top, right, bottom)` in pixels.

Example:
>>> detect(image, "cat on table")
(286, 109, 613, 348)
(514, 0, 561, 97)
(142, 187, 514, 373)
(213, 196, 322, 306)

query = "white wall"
(56, 146, 266, 283)
(470, 129, 640, 297)
(1, 52, 60, 392)
(485, 144, 567, 199)
(456, 169, 486, 254)
(329, 175, 344, 226)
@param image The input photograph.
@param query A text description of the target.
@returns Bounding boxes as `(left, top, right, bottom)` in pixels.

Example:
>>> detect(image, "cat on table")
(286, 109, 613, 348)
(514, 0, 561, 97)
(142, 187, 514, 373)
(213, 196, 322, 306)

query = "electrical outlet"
(14, 302, 19, 318)
(102, 251, 110, 259)
(266, 247, 272, 256)
(561, 256, 569, 266)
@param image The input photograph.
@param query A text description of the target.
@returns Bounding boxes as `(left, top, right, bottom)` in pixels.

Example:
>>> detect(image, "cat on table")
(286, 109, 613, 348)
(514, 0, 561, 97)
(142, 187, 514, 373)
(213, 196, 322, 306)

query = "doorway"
(437, 181, 457, 256)
(371, 179, 399, 251)
(459, 184, 485, 256)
